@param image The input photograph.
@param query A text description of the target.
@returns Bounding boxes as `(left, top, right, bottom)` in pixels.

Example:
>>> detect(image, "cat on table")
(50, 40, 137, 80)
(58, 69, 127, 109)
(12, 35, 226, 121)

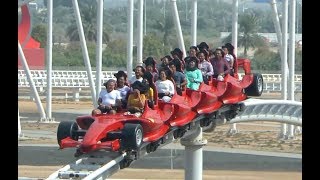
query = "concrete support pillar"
(180, 125, 207, 180)
(228, 123, 239, 135)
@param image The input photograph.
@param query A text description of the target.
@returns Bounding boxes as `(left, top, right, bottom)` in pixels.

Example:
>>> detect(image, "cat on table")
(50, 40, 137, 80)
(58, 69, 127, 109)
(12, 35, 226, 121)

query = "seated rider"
(169, 61, 187, 96)
(155, 69, 175, 102)
(185, 57, 203, 90)
(92, 79, 122, 115)
(114, 70, 130, 109)
(143, 56, 159, 82)
(142, 71, 156, 108)
(126, 81, 149, 116)
(210, 48, 230, 81)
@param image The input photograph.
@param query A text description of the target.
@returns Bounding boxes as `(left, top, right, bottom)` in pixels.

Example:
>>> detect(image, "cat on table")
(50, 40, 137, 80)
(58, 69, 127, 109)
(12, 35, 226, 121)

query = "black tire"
(121, 124, 143, 150)
(245, 73, 263, 96)
(57, 121, 79, 146)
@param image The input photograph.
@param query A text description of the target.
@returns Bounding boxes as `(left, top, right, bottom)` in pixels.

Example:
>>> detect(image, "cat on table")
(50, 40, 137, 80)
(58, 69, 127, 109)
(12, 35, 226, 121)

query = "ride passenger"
(128, 65, 145, 85)
(185, 57, 203, 90)
(159, 55, 172, 72)
(224, 43, 237, 77)
(114, 71, 131, 109)
(208, 49, 216, 60)
(169, 61, 187, 96)
(210, 48, 230, 81)
(143, 56, 159, 82)
(197, 42, 210, 52)
(92, 79, 122, 115)
(197, 50, 214, 85)
(126, 81, 148, 117)
(155, 69, 175, 102)
(170, 48, 185, 72)
(184, 46, 198, 65)
(222, 45, 235, 76)
(142, 71, 156, 107)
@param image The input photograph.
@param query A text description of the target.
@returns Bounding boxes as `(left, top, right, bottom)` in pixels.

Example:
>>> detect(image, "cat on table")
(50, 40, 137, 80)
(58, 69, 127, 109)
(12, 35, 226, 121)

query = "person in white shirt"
(129, 65, 145, 85)
(222, 46, 234, 72)
(114, 71, 131, 109)
(155, 69, 175, 102)
(92, 79, 122, 115)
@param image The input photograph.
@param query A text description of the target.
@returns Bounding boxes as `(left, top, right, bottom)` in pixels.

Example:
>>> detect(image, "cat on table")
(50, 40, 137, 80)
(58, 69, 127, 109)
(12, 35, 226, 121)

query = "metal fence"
(18, 70, 302, 92)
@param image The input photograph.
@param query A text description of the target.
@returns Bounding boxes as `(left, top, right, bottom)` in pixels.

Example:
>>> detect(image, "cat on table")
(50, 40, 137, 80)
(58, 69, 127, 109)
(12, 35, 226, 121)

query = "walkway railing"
(18, 70, 302, 92)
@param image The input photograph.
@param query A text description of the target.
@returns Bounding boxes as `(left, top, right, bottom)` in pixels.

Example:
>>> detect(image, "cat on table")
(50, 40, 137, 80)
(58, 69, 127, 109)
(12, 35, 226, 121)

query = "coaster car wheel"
(245, 73, 263, 96)
(57, 121, 79, 146)
(121, 123, 143, 151)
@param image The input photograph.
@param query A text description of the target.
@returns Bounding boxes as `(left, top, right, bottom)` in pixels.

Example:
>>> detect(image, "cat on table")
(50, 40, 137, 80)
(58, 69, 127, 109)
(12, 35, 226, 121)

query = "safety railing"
(18, 70, 302, 92)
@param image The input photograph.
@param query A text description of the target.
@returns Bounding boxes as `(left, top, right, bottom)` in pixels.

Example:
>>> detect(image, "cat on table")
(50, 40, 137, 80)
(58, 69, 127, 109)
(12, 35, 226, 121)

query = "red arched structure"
(18, 4, 45, 70)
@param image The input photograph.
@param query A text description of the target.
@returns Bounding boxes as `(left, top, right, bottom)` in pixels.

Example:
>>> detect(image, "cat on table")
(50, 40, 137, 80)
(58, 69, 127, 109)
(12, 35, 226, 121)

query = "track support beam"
(180, 125, 207, 180)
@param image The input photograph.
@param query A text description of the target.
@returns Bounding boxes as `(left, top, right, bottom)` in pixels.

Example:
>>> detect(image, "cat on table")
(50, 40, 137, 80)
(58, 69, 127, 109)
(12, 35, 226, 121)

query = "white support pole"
(127, 0, 134, 77)
(280, 0, 289, 139)
(190, 0, 197, 46)
(270, 0, 283, 48)
(229, 0, 239, 134)
(231, 0, 238, 57)
(270, 0, 287, 139)
(180, 126, 207, 180)
(281, 0, 289, 101)
(288, 0, 296, 104)
(96, 0, 103, 100)
(287, 0, 296, 139)
(137, 0, 144, 66)
(46, 0, 53, 121)
(170, 0, 186, 59)
(228, 123, 238, 135)
(18, 41, 46, 120)
(144, 0, 147, 36)
(72, 0, 97, 108)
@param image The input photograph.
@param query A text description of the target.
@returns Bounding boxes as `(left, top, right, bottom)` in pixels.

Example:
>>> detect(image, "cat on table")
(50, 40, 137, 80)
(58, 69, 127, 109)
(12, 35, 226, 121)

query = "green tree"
(222, 12, 267, 57)
(53, 41, 97, 67)
(102, 39, 127, 68)
(66, 0, 110, 43)
(31, 24, 47, 48)
(152, 12, 174, 47)
(251, 47, 281, 71)
(143, 33, 171, 59)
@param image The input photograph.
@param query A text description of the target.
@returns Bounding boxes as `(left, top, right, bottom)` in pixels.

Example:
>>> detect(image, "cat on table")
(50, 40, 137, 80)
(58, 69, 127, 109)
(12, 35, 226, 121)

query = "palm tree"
(66, 0, 110, 43)
(222, 12, 267, 57)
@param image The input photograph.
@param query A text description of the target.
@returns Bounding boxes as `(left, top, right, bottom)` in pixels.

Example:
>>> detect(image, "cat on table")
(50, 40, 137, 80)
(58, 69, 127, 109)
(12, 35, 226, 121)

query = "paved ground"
(18, 144, 301, 179)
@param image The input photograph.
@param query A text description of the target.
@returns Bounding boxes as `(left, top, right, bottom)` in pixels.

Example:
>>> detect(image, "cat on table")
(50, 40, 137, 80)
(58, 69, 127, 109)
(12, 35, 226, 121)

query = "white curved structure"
(230, 99, 302, 126)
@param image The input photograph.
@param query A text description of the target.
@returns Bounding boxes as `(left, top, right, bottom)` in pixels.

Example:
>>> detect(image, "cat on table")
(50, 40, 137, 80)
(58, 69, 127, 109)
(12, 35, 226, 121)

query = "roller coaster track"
(230, 99, 302, 126)
(46, 99, 302, 180)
